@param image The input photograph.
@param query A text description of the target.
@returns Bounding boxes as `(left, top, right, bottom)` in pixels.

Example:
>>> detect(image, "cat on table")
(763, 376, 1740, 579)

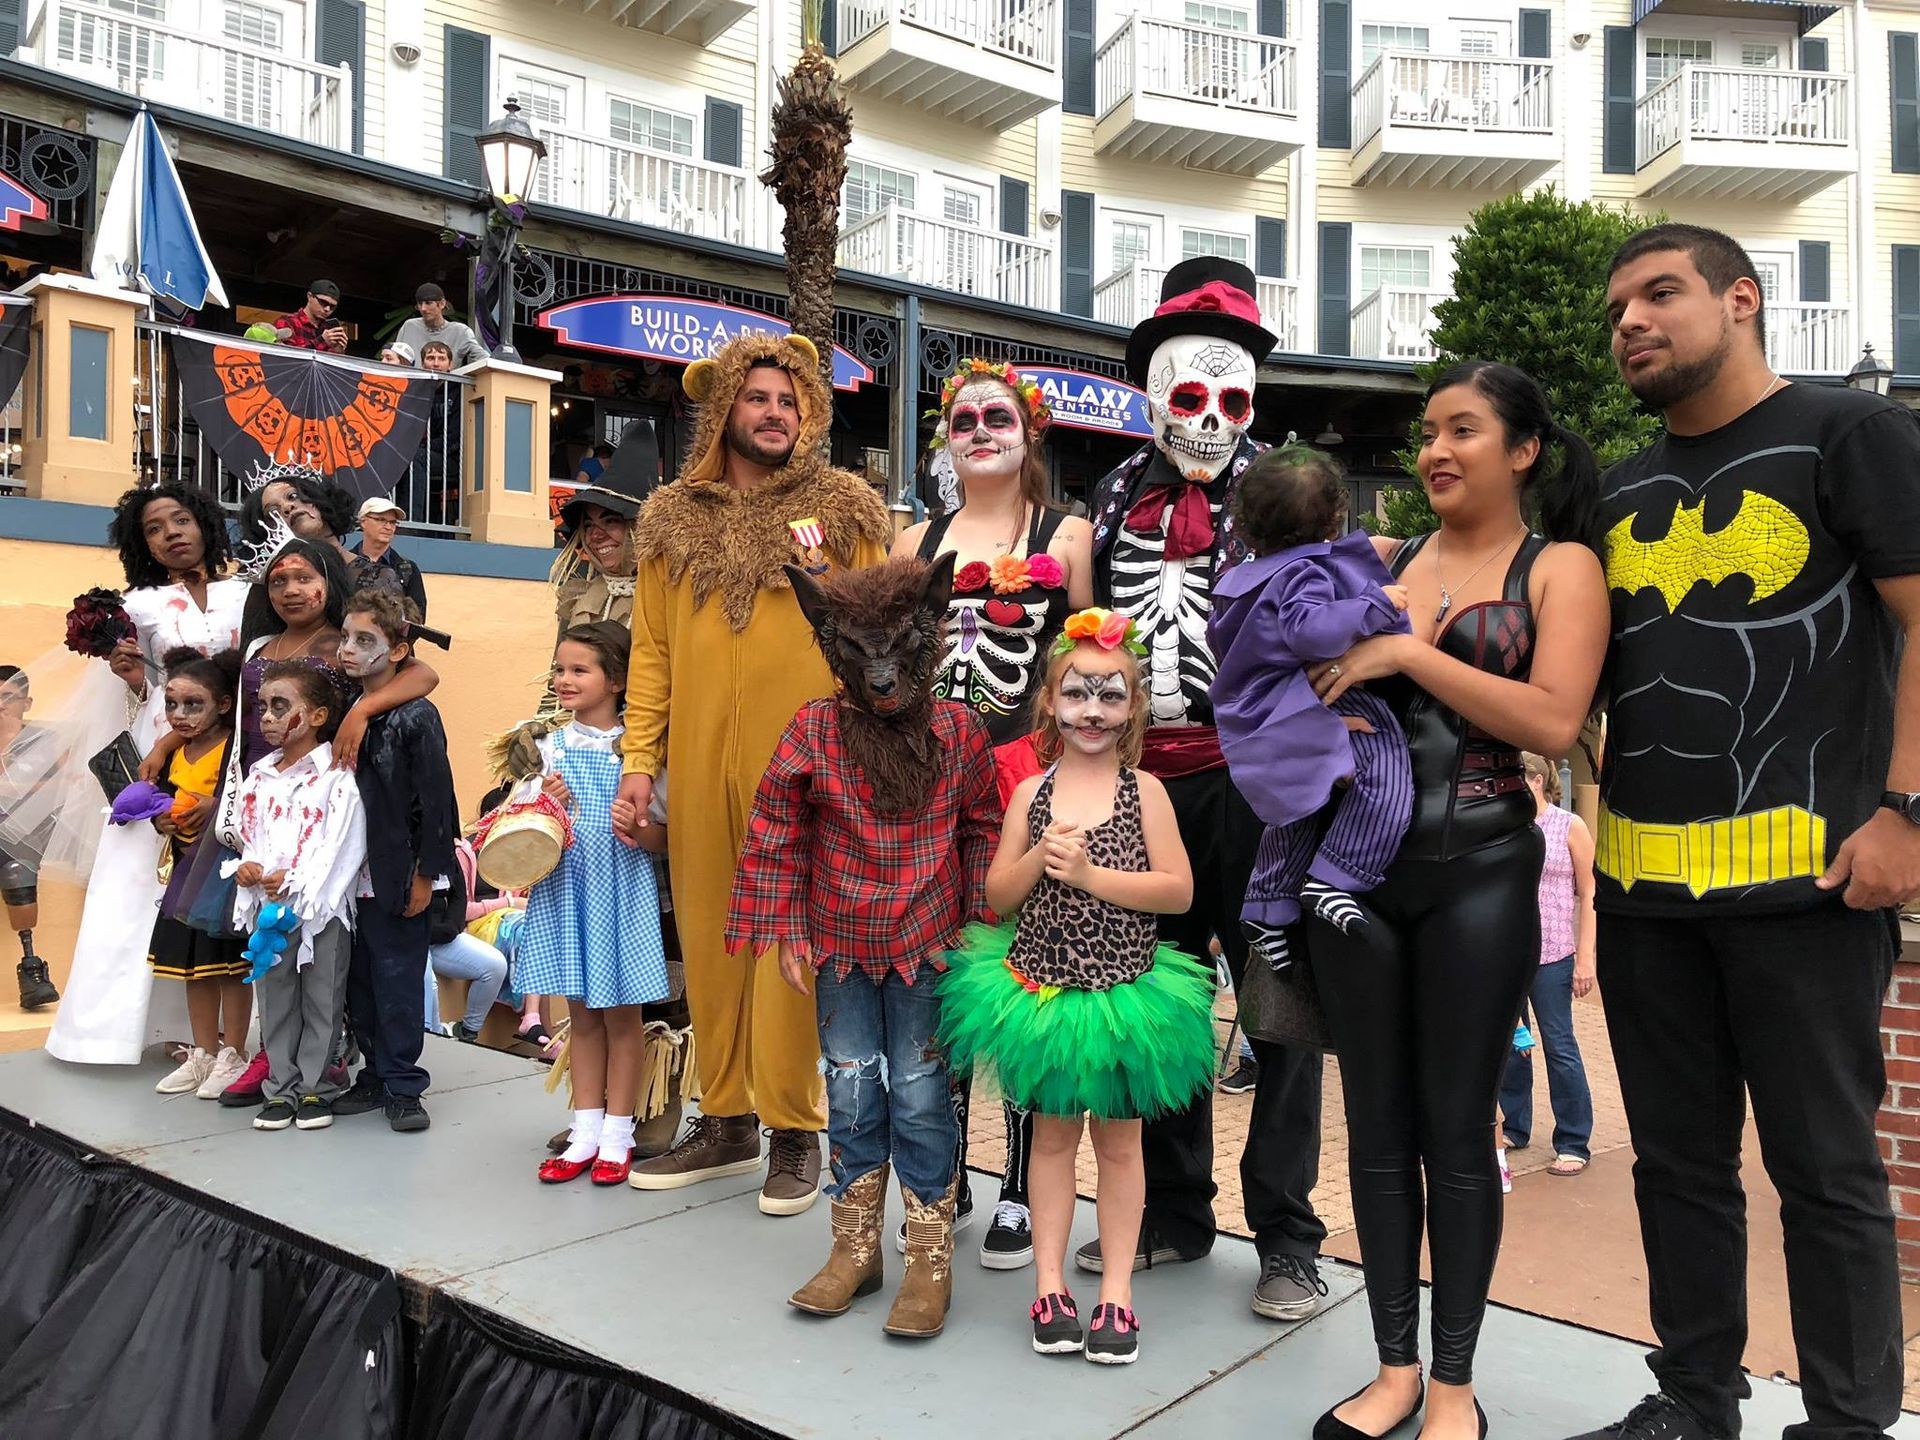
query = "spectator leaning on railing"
(413, 342, 465, 528)
(276, 279, 349, 354)
(395, 284, 486, 370)
(348, 496, 429, 620)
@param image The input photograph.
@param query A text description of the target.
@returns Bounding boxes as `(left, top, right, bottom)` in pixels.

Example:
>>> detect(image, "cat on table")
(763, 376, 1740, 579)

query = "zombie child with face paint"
(942, 611, 1214, 1367)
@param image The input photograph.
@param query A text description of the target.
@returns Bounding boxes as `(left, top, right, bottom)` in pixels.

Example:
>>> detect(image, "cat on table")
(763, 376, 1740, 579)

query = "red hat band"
(1151, 279, 1263, 329)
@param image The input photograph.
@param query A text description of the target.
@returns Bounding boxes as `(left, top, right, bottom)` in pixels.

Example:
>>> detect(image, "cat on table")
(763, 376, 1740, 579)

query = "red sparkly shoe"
(590, 1153, 632, 1186)
(538, 1154, 593, 1184)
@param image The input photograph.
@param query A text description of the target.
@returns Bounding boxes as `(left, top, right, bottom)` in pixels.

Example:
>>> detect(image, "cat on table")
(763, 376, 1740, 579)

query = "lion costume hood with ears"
(631, 331, 891, 632)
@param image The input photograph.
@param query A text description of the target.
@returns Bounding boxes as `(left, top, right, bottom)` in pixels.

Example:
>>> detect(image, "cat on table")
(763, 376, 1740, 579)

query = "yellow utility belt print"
(1595, 803, 1826, 897)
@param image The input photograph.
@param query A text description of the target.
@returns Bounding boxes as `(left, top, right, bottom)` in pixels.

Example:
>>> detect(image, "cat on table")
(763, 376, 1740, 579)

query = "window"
(844, 161, 917, 224)
(1184, 2, 1251, 31)
(61, 0, 169, 92)
(1182, 228, 1249, 263)
(1748, 252, 1790, 302)
(1360, 245, 1433, 294)
(1645, 37, 1712, 88)
(511, 75, 571, 127)
(222, 0, 281, 46)
(1361, 23, 1430, 67)
(1739, 41, 1783, 68)
(1453, 22, 1509, 57)
(222, 2, 286, 128)
(942, 185, 983, 227)
(609, 100, 694, 157)
(1111, 219, 1153, 275)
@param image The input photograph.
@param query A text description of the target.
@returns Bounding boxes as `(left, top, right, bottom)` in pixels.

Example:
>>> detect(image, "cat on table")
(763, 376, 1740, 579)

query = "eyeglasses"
(310, 295, 337, 313)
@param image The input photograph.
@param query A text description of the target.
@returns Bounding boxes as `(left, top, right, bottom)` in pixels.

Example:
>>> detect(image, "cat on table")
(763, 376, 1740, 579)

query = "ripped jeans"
(815, 964, 958, 1205)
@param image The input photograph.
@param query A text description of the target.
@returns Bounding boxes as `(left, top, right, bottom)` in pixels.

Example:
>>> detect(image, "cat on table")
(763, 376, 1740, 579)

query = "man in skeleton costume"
(1082, 259, 1328, 1318)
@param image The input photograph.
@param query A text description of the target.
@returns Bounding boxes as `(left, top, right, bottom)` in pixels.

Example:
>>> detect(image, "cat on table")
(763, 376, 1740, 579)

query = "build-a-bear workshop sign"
(535, 295, 874, 392)
(1019, 365, 1153, 441)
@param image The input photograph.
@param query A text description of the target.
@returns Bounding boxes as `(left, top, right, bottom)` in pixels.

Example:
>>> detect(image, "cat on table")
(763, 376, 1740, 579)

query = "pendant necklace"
(1434, 524, 1526, 627)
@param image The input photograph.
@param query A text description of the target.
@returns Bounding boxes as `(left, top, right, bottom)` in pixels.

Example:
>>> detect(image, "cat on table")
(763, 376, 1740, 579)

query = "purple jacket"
(1208, 529, 1410, 829)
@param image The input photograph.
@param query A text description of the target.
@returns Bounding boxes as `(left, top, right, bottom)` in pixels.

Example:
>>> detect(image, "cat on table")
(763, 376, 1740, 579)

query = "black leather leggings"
(1307, 823, 1543, 1385)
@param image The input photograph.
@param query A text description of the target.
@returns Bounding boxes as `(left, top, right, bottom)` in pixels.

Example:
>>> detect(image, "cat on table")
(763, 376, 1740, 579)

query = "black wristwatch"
(1881, 791, 1920, 825)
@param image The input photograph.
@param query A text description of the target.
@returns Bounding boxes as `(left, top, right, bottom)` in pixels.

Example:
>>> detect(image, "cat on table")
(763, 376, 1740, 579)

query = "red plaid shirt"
(275, 309, 339, 352)
(726, 699, 1002, 984)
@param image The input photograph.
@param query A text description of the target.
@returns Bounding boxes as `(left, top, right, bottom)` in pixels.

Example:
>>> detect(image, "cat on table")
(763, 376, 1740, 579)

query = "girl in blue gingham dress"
(519, 622, 668, 1185)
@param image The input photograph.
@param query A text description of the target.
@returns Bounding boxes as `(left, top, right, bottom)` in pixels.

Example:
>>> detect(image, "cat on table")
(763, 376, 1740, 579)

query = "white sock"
(597, 1114, 636, 1164)
(561, 1107, 606, 1165)
(1304, 881, 1367, 935)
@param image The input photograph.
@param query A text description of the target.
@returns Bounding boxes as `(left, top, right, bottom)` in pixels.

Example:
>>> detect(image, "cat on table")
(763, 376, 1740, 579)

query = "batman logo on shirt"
(1605, 491, 1810, 615)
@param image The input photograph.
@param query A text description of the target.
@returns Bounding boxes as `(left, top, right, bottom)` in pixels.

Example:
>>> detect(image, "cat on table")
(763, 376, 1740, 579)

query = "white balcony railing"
(1095, 16, 1297, 119)
(1092, 261, 1297, 350)
(1257, 278, 1300, 351)
(839, 204, 1054, 309)
(531, 125, 749, 244)
(1351, 285, 1446, 361)
(839, 0, 1058, 67)
(1766, 302, 1852, 373)
(27, 0, 353, 148)
(1637, 65, 1850, 165)
(1352, 51, 1553, 150)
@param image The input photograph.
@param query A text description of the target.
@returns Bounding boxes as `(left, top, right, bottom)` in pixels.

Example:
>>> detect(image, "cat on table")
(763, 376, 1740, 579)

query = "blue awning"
(1632, 0, 1836, 34)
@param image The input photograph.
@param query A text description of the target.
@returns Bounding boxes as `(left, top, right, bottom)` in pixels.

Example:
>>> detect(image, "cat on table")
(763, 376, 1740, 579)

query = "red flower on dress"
(954, 560, 992, 593)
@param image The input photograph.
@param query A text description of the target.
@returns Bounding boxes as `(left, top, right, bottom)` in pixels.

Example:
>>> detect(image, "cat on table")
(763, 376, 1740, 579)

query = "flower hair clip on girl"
(1054, 608, 1147, 658)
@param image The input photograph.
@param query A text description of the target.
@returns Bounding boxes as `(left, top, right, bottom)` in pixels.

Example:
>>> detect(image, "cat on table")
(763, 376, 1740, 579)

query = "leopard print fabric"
(1006, 768, 1160, 993)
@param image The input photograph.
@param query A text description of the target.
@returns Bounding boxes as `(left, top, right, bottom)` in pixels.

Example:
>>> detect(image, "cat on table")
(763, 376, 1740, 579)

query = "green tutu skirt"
(940, 921, 1218, 1121)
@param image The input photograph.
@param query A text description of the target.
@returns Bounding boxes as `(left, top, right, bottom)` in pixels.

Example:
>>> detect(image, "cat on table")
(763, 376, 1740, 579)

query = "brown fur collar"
(633, 463, 890, 632)
(838, 700, 939, 817)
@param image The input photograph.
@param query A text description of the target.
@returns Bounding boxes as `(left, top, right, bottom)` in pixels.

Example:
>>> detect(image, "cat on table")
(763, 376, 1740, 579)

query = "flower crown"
(1053, 608, 1147, 658)
(925, 358, 1051, 449)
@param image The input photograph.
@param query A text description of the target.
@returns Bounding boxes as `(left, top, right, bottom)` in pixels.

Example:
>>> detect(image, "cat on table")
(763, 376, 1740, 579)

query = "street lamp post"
(1845, 342, 1894, 397)
(473, 98, 547, 363)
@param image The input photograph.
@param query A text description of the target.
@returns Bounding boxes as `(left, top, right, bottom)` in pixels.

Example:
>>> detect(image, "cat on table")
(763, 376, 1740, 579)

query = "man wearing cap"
(552, 426, 657, 638)
(397, 283, 486, 370)
(1080, 257, 1329, 1322)
(348, 496, 429, 618)
(276, 280, 348, 353)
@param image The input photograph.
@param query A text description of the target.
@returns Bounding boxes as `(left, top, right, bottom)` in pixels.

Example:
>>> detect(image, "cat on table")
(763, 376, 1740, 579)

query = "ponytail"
(1536, 421, 1606, 558)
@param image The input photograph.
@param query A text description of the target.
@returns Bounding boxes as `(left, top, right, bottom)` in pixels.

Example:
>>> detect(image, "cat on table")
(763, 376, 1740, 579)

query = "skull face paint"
(947, 380, 1026, 489)
(337, 616, 395, 680)
(1145, 335, 1256, 482)
(163, 677, 225, 741)
(257, 677, 312, 751)
(1051, 662, 1133, 756)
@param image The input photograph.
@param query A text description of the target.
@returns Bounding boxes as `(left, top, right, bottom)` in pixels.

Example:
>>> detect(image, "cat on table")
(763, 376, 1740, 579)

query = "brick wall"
(1879, 949, 1920, 1282)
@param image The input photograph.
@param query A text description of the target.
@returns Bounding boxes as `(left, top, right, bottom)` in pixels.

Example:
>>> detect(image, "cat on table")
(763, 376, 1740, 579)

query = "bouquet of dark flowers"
(64, 588, 137, 659)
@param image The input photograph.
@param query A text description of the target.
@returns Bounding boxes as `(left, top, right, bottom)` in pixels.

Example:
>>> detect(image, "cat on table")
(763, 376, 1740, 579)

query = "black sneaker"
(1074, 1227, 1188, 1274)
(294, 1095, 333, 1130)
(1083, 1302, 1140, 1365)
(1566, 1393, 1724, 1440)
(895, 1189, 974, 1252)
(1252, 1252, 1328, 1320)
(451, 1021, 482, 1044)
(253, 1097, 296, 1131)
(980, 1199, 1034, 1270)
(330, 1071, 385, 1117)
(1219, 1058, 1259, 1094)
(1029, 1291, 1083, 1354)
(386, 1094, 431, 1132)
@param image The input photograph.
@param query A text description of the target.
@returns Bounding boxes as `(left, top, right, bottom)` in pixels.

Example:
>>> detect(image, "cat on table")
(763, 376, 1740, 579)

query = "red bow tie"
(1123, 480, 1215, 562)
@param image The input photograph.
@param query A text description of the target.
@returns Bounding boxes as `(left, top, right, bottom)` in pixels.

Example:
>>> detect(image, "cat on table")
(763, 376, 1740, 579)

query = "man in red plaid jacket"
(727, 553, 1001, 1340)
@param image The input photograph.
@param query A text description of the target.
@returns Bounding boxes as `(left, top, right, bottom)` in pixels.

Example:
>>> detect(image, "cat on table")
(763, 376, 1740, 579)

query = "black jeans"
(347, 904, 431, 1100)
(1599, 904, 1901, 1440)
(1309, 824, 1543, 1385)
(1144, 765, 1327, 1263)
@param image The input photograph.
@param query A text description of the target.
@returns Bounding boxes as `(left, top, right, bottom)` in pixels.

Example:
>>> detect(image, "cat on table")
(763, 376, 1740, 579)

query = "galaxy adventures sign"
(1021, 366, 1153, 441)
(536, 295, 874, 392)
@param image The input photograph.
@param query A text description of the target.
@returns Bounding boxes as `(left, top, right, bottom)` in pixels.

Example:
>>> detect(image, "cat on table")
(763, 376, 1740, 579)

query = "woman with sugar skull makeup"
(893, 359, 1095, 1271)
(1081, 259, 1330, 1324)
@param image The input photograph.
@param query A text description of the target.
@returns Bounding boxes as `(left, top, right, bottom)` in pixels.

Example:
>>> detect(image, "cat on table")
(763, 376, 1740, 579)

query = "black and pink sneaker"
(1084, 1302, 1140, 1365)
(1030, 1292, 1083, 1354)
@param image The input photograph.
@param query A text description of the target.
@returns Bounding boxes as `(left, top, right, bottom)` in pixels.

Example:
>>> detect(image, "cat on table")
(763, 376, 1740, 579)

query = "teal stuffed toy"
(243, 902, 300, 983)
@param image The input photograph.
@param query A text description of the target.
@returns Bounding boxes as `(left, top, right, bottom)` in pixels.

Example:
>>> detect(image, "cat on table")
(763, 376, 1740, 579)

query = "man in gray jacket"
(394, 283, 485, 368)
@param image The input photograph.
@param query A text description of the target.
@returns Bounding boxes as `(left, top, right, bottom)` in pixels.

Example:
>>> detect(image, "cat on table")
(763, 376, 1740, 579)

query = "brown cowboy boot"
(883, 1176, 956, 1338)
(789, 1163, 888, 1317)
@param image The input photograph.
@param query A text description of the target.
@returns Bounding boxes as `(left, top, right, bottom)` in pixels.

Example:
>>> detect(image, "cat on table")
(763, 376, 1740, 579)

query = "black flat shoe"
(1313, 1378, 1426, 1440)
(1417, 1399, 1488, 1440)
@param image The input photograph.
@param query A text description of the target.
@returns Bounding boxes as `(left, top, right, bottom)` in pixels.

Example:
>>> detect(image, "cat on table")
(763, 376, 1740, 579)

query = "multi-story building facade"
(0, 0, 1916, 505)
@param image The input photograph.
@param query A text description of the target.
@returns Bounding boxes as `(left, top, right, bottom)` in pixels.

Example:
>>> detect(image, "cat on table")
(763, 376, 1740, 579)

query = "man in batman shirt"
(1572, 224, 1920, 1440)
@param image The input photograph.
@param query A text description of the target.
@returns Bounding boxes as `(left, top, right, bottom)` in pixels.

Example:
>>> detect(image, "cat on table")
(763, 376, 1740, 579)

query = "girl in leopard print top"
(941, 612, 1218, 1365)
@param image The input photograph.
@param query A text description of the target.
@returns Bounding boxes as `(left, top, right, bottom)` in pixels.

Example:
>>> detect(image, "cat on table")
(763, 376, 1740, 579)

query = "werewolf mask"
(785, 553, 957, 816)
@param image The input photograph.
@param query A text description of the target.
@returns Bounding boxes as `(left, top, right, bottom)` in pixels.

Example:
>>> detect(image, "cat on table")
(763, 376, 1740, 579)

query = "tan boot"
(884, 1177, 955, 1338)
(632, 1096, 682, 1160)
(789, 1164, 888, 1317)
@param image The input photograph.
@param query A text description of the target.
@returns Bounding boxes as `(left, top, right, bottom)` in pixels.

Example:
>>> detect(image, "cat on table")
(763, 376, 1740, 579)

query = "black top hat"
(1124, 257, 1277, 387)
(561, 420, 662, 527)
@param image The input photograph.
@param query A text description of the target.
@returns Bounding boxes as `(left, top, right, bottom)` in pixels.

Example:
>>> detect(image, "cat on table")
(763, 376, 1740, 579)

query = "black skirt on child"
(148, 836, 248, 981)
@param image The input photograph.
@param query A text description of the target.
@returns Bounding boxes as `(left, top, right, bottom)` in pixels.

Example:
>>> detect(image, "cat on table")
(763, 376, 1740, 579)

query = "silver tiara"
(233, 512, 302, 585)
(242, 458, 325, 496)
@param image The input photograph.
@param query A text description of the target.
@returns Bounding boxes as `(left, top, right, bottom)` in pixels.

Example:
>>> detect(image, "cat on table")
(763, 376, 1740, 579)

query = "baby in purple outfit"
(1208, 446, 1414, 968)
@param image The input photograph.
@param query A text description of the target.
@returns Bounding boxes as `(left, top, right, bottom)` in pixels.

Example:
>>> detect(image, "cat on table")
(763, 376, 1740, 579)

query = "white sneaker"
(157, 1047, 216, 1095)
(1497, 1147, 1513, 1194)
(196, 1046, 249, 1099)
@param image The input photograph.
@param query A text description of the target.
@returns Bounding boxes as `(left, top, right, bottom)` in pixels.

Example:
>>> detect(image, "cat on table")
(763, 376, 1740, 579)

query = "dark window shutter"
(1603, 27, 1636, 174)
(1897, 246, 1920, 374)
(443, 26, 492, 186)
(1256, 216, 1286, 277)
(1798, 241, 1830, 303)
(1064, 0, 1096, 116)
(0, 0, 21, 59)
(1318, 222, 1351, 357)
(1799, 36, 1827, 71)
(1518, 9, 1549, 59)
(1061, 189, 1094, 317)
(1000, 176, 1030, 237)
(1895, 34, 1920, 174)
(704, 98, 743, 167)
(1319, 0, 1350, 147)
(315, 0, 365, 153)
(821, 0, 837, 55)
(1258, 0, 1285, 37)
